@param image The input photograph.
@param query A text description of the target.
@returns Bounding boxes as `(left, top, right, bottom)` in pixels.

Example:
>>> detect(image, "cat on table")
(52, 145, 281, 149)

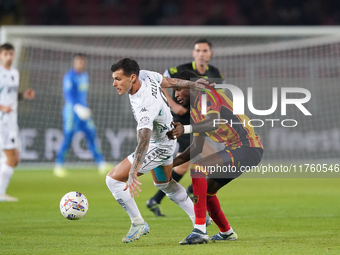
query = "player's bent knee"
(105, 175, 119, 189)
(107, 167, 116, 177)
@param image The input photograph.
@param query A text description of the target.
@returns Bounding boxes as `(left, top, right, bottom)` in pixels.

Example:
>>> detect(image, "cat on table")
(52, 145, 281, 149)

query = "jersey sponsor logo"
(140, 107, 148, 113)
(147, 76, 157, 98)
(139, 116, 150, 126)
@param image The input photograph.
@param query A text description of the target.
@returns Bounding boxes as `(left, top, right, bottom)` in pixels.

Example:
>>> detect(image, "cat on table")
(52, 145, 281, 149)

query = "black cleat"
(146, 198, 165, 217)
(179, 228, 209, 245)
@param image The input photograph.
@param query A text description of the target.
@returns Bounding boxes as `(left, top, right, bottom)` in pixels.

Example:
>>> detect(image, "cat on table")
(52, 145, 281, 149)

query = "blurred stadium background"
(1, 1, 340, 168)
(3, 0, 340, 26)
(1, 2, 339, 255)
(1, 26, 340, 168)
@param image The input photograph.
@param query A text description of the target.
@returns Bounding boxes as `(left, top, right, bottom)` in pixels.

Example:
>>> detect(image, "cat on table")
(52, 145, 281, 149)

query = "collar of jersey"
(192, 61, 209, 71)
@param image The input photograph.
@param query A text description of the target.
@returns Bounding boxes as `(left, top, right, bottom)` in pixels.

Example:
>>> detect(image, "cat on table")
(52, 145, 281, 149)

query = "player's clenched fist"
(167, 121, 184, 140)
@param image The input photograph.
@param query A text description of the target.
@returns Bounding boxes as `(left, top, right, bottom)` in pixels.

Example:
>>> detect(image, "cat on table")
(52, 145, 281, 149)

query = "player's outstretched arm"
(124, 128, 152, 198)
(172, 135, 205, 167)
(161, 77, 197, 89)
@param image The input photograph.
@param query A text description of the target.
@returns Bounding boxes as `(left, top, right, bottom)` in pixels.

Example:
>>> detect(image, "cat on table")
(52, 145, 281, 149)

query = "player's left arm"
(18, 89, 35, 101)
(124, 128, 152, 198)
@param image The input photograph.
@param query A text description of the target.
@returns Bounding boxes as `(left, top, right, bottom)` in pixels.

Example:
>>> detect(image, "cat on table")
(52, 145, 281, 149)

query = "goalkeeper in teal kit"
(54, 54, 112, 177)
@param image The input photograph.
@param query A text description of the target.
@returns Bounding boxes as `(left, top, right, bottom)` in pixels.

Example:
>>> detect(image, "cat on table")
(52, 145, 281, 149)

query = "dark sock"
(152, 171, 184, 204)
(172, 171, 184, 182)
(187, 184, 193, 193)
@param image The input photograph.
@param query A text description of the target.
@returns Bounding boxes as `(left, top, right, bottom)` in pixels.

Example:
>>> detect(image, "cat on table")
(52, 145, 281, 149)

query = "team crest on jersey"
(192, 195, 199, 205)
(139, 116, 150, 126)
(140, 107, 148, 113)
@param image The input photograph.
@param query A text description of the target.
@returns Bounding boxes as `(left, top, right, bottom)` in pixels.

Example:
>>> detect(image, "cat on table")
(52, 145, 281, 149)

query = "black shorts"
(208, 146, 264, 186)
(177, 133, 192, 153)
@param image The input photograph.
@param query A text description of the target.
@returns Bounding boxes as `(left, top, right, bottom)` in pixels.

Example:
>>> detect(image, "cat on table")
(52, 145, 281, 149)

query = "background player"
(54, 54, 111, 177)
(106, 58, 210, 243)
(167, 70, 264, 244)
(147, 38, 224, 216)
(0, 43, 35, 202)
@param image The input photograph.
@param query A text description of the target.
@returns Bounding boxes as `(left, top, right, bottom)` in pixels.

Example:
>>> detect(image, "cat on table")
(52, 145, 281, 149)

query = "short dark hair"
(111, 58, 140, 77)
(174, 70, 198, 81)
(73, 53, 87, 59)
(194, 38, 212, 49)
(0, 43, 14, 52)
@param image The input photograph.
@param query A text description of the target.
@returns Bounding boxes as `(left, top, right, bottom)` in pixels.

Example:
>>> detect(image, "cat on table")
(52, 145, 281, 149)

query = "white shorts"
(127, 140, 176, 174)
(0, 122, 20, 150)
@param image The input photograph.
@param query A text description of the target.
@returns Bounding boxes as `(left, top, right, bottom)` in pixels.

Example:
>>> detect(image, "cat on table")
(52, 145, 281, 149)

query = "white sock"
(154, 179, 195, 225)
(194, 224, 206, 233)
(221, 228, 234, 235)
(105, 176, 144, 225)
(0, 162, 14, 195)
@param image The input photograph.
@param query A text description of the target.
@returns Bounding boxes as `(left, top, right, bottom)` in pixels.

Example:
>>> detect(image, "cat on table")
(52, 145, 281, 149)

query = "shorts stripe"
(226, 150, 234, 166)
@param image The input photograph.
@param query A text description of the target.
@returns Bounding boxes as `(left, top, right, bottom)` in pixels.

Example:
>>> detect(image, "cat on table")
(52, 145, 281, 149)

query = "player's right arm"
(63, 73, 91, 120)
(172, 135, 205, 167)
(124, 127, 152, 197)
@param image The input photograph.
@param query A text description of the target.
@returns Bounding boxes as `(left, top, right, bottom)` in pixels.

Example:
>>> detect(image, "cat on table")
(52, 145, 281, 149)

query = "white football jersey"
(129, 70, 173, 144)
(0, 66, 20, 125)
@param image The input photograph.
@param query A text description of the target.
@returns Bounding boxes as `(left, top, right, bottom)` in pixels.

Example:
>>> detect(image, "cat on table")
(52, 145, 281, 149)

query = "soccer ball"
(59, 191, 89, 220)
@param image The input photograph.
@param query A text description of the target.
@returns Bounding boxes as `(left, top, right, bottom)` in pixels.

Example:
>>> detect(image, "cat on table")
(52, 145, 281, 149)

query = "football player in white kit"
(0, 43, 35, 202)
(106, 58, 205, 243)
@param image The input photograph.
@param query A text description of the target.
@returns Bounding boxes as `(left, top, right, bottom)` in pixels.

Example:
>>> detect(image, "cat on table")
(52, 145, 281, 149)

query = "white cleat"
(122, 222, 150, 243)
(0, 194, 19, 202)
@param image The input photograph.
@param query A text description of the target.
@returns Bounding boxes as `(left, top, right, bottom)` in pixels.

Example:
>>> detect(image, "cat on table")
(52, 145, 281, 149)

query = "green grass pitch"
(0, 168, 339, 254)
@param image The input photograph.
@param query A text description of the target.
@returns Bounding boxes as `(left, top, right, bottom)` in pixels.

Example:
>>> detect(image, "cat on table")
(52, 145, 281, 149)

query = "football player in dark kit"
(147, 38, 225, 216)
(167, 70, 264, 244)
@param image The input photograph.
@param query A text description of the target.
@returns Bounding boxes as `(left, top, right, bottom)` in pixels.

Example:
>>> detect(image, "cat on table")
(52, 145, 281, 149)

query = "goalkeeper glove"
(73, 104, 92, 120)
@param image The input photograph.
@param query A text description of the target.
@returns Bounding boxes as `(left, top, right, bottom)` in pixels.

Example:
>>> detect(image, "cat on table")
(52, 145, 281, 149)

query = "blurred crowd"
(2, 0, 340, 26)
